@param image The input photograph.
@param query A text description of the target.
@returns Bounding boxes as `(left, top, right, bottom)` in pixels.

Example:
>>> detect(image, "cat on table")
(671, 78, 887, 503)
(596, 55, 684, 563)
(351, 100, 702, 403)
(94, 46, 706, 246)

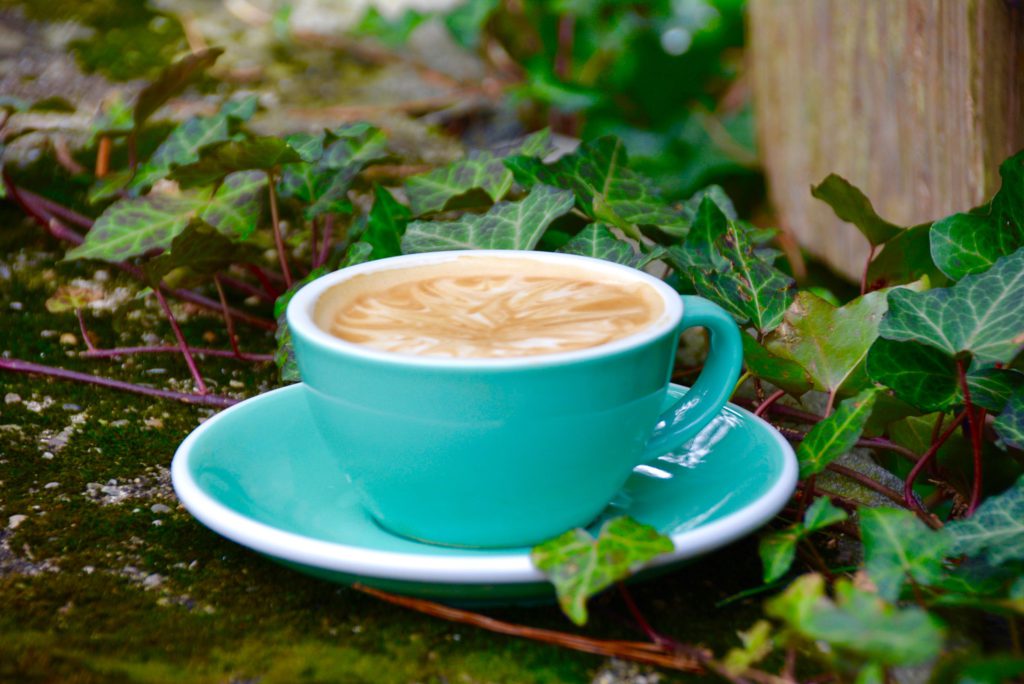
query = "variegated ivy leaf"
(220, 94, 259, 121)
(879, 248, 1024, 365)
(765, 281, 927, 396)
(930, 150, 1024, 280)
(946, 475, 1024, 566)
(45, 285, 102, 313)
(811, 174, 903, 247)
(200, 170, 266, 240)
(401, 185, 574, 253)
(995, 386, 1024, 450)
(284, 132, 325, 163)
(668, 197, 795, 335)
(556, 223, 662, 268)
(65, 194, 204, 261)
(860, 508, 950, 601)
(505, 136, 687, 234)
(531, 516, 673, 626)
(796, 388, 880, 478)
(406, 150, 515, 215)
(680, 184, 738, 221)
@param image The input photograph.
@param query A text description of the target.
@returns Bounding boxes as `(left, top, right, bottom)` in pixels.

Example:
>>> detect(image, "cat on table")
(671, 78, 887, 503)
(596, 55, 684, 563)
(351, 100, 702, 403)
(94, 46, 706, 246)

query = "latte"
(314, 255, 664, 358)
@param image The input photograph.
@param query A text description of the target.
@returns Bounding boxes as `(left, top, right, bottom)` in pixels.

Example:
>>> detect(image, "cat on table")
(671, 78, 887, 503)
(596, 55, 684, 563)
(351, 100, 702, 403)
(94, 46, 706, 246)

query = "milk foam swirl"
(329, 273, 658, 358)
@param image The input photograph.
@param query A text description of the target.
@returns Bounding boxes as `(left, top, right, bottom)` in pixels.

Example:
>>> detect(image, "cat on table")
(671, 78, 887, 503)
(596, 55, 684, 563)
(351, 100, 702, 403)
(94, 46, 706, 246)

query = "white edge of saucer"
(171, 384, 799, 586)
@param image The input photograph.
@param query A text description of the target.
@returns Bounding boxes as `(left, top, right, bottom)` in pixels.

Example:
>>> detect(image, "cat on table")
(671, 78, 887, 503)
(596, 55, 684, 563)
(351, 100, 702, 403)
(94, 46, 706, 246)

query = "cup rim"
(286, 249, 684, 369)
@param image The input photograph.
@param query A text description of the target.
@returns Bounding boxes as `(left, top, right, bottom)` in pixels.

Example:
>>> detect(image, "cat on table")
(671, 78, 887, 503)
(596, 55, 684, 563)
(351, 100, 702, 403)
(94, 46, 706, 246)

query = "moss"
(1, 215, 772, 683)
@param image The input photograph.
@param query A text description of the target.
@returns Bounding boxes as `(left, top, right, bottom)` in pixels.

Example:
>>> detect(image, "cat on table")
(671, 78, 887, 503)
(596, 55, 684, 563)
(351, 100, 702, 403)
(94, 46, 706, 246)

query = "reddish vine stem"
(214, 275, 243, 360)
(81, 346, 272, 361)
(351, 584, 707, 673)
(153, 288, 208, 394)
(754, 389, 786, 417)
(75, 309, 97, 351)
(957, 359, 985, 516)
(219, 274, 274, 303)
(245, 264, 283, 300)
(859, 245, 876, 294)
(266, 170, 293, 289)
(315, 214, 335, 268)
(0, 358, 239, 408)
(5, 181, 275, 330)
(616, 583, 684, 652)
(904, 411, 967, 514)
(825, 463, 912, 509)
(310, 217, 320, 270)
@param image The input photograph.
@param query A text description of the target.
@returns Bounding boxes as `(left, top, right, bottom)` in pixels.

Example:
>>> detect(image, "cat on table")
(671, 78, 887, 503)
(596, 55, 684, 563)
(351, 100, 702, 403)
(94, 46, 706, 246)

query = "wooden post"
(749, 0, 1024, 280)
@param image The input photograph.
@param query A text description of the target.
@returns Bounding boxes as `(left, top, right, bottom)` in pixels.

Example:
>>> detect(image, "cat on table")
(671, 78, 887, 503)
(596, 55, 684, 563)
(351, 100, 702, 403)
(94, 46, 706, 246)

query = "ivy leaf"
(531, 516, 673, 626)
(994, 386, 1024, 450)
(133, 48, 224, 128)
(765, 282, 926, 397)
(340, 242, 374, 268)
(65, 194, 203, 262)
(860, 508, 951, 601)
(273, 267, 330, 383)
(505, 136, 687, 234)
(811, 174, 903, 247)
(766, 575, 945, 666)
(946, 475, 1024, 566)
(220, 94, 259, 121)
(741, 332, 813, 397)
(171, 137, 302, 187)
(930, 151, 1024, 280)
(406, 150, 515, 216)
(360, 186, 410, 260)
(284, 132, 325, 163)
(866, 223, 948, 289)
(681, 185, 738, 222)
(444, 0, 500, 48)
(321, 123, 388, 170)
(556, 223, 653, 267)
(401, 185, 574, 253)
(305, 167, 360, 220)
(759, 497, 848, 582)
(200, 170, 266, 240)
(866, 339, 1024, 413)
(796, 389, 880, 478)
(668, 198, 796, 335)
(141, 220, 238, 285)
(721, 621, 774, 676)
(879, 249, 1024, 365)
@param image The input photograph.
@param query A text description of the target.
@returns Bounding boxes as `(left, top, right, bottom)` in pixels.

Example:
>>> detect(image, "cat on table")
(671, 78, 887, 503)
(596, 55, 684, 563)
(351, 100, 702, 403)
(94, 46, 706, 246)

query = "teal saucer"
(171, 384, 797, 603)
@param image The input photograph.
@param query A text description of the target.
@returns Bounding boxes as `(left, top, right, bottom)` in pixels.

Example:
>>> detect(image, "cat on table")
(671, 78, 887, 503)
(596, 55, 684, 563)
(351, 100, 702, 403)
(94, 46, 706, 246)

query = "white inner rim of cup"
(286, 249, 684, 368)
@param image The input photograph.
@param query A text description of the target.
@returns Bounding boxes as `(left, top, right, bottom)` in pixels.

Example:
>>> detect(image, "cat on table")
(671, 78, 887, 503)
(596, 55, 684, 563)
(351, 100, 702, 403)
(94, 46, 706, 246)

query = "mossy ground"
(1, 204, 771, 684)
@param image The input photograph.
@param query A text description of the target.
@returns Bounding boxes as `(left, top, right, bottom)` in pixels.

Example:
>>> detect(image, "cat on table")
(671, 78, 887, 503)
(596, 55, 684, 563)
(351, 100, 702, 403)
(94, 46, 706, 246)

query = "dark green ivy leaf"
(401, 185, 574, 253)
(128, 113, 233, 194)
(994, 386, 1024, 450)
(531, 516, 673, 626)
(505, 136, 687, 234)
(284, 132, 325, 163)
(879, 248, 1024, 365)
(866, 223, 948, 289)
(133, 48, 224, 129)
(406, 150, 515, 216)
(930, 151, 1024, 280)
(171, 137, 301, 187)
(796, 388, 880, 478)
(741, 331, 813, 397)
(200, 170, 266, 240)
(360, 186, 410, 260)
(141, 220, 238, 285)
(321, 123, 389, 170)
(946, 475, 1024, 566)
(867, 339, 1024, 413)
(811, 174, 903, 247)
(860, 508, 951, 601)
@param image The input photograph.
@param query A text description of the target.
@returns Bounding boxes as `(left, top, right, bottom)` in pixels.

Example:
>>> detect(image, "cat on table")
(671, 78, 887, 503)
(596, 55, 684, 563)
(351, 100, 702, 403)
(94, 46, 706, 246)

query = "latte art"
(328, 273, 660, 358)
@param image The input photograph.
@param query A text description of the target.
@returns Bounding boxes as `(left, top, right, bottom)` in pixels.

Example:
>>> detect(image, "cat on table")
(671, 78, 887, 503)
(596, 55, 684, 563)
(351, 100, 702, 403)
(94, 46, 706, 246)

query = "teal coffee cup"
(287, 250, 743, 548)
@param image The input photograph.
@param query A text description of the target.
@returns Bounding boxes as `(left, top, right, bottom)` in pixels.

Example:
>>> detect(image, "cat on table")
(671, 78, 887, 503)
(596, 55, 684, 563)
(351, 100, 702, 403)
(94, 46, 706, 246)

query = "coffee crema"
(314, 256, 664, 359)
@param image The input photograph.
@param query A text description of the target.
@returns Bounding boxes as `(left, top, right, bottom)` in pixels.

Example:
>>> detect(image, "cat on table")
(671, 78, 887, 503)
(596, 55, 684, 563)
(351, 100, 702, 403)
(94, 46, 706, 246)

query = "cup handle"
(641, 296, 743, 459)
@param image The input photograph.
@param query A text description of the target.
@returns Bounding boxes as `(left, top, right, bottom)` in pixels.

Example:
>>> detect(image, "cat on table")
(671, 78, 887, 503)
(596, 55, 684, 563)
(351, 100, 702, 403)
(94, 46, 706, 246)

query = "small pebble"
(152, 520, 163, 526)
(4, 393, 21, 404)
(82, 565, 95, 575)
(144, 417, 164, 429)
(229, 380, 245, 389)
(151, 503, 171, 514)
(44, 482, 60, 489)
(62, 403, 82, 411)
(9, 301, 23, 310)
(8, 514, 27, 529)
(202, 331, 217, 343)
(94, 269, 109, 282)
(142, 573, 164, 589)
(40, 330, 57, 338)
(59, 333, 78, 346)
(41, 452, 54, 460)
